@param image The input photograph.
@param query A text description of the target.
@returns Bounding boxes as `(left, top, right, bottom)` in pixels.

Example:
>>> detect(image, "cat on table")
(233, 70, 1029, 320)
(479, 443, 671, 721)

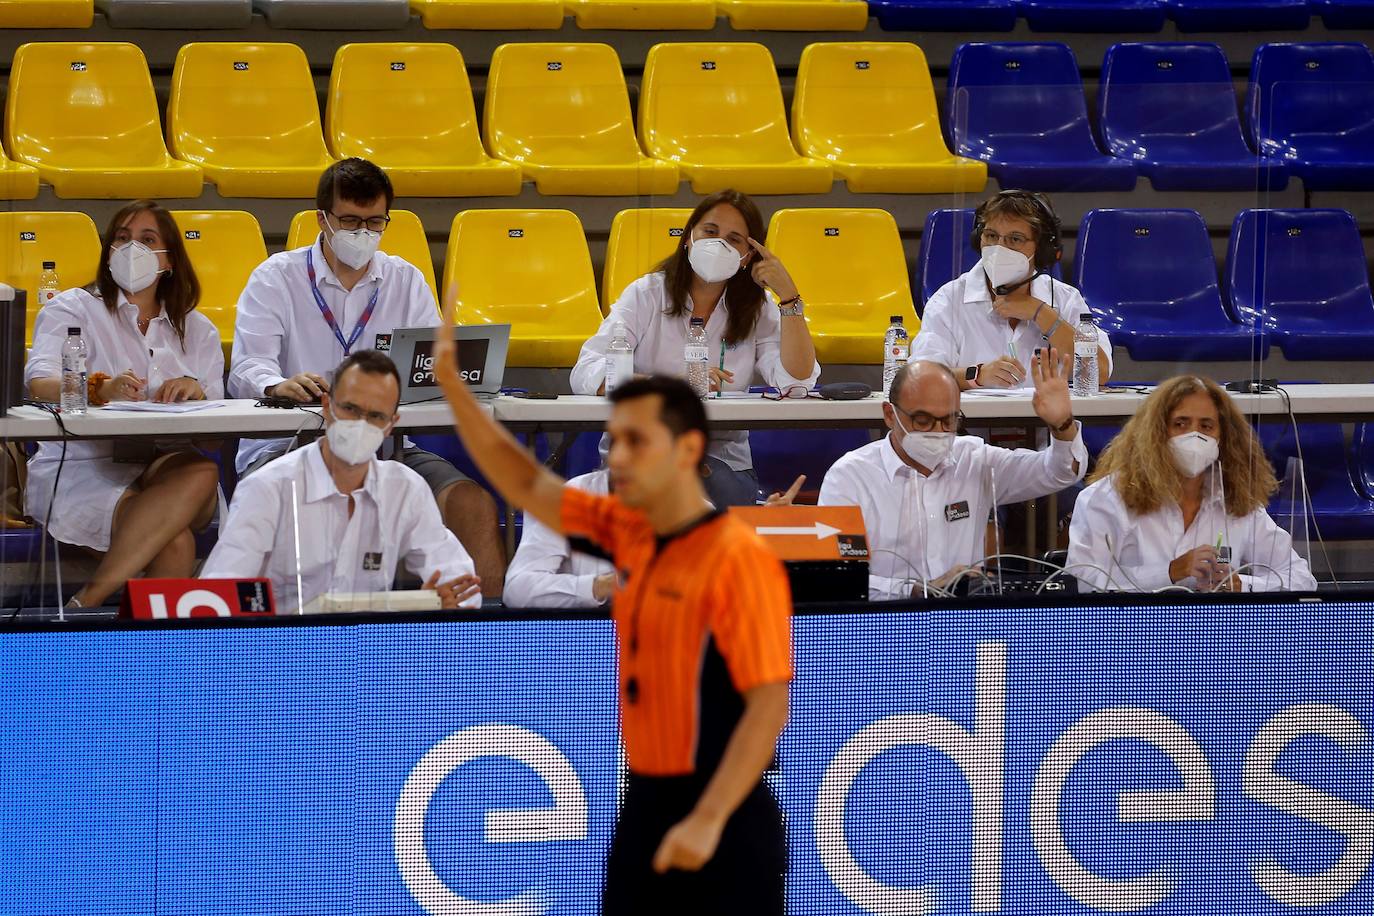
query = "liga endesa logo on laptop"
(409, 338, 489, 388)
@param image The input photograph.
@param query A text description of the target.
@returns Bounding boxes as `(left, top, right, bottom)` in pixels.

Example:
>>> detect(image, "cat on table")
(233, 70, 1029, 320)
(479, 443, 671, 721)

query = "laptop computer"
(0, 284, 25, 414)
(383, 324, 510, 404)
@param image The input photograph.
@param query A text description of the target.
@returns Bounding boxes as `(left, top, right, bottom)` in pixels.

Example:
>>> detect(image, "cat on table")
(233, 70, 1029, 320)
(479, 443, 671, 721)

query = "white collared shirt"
(570, 272, 822, 470)
(23, 287, 224, 550)
(911, 264, 1114, 383)
(819, 429, 1086, 600)
(201, 440, 479, 611)
(1068, 472, 1317, 593)
(503, 470, 615, 608)
(228, 237, 439, 472)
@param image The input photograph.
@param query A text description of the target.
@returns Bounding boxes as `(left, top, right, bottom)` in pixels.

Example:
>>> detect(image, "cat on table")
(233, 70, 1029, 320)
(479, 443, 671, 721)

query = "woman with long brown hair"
(25, 200, 223, 608)
(571, 190, 819, 507)
(1068, 375, 1315, 592)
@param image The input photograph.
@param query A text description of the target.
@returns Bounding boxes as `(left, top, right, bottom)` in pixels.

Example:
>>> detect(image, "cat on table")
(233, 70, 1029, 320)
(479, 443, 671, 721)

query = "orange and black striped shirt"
(561, 486, 793, 777)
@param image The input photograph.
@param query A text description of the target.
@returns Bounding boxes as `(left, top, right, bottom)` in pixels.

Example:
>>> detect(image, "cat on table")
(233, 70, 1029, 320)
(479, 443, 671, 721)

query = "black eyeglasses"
(893, 404, 965, 432)
(980, 229, 1033, 247)
(328, 212, 391, 233)
(332, 400, 393, 427)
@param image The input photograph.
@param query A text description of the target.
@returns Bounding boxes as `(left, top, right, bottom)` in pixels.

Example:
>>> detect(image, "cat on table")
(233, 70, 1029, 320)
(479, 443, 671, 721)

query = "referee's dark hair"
(609, 375, 710, 446)
(333, 349, 402, 409)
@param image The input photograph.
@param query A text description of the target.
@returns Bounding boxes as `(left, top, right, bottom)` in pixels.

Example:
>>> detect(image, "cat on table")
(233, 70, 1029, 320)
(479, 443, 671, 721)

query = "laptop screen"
(385, 325, 509, 403)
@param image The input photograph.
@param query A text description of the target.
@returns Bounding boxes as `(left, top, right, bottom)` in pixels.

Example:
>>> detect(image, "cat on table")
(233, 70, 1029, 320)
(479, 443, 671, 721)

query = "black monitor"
(0, 285, 24, 414)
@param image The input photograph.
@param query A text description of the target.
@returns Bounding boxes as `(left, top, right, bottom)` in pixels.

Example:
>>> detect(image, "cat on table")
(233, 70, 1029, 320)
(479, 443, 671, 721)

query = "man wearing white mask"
(228, 157, 506, 596)
(819, 356, 1086, 600)
(912, 190, 1113, 390)
(203, 350, 483, 611)
(572, 189, 820, 508)
(1068, 376, 1316, 592)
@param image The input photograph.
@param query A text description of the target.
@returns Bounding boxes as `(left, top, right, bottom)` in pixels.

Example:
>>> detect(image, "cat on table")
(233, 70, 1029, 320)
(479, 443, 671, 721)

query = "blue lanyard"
(306, 247, 380, 356)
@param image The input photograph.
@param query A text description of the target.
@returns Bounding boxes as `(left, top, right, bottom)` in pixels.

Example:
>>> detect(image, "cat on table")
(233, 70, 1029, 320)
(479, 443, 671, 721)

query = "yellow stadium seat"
(0, 0, 93, 27)
(442, 209, 602, 368)
(327, 43, 520, 198)
(0, 148, 39, 200)
(764, 208, 919, 365)
(411, 0, 563, 29)
(168, 42, 337, 198)
(0, 212, 101, 346)
(170, 210, 267, 359)
(6, 43, 203, 200)
(602, 208, 692, 311)
(568, 0, 714, 29)
(485, 44, 679, 196)
(287, 208, 439, 306)
(639, 43, 833, 194)
(717, 0, 866, 31)
(793, 42, 987, 194)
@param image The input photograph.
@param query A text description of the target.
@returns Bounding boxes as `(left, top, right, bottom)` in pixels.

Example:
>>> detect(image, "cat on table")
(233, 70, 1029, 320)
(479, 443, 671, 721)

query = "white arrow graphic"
(756, 522, 842, 540)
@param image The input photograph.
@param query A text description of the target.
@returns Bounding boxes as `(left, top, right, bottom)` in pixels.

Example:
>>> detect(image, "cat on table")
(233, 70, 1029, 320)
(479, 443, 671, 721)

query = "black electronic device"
(1224, 379, 1279, 394)
(818, 381, 872, 401)
(513, 392, 559, 400)
(0, 286, 25, 414)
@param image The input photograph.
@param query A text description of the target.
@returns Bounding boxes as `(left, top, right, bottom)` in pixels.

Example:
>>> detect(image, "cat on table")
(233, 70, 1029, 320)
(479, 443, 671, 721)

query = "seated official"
(25, 200, 222, 609)
(504, 469, 616, 609)
(1068, 376, 1316, 593)
(227, 156, 504, 595)
(202, 350, 481, 611)
(912, 190, 1113, 391)
(571, 188, 820, 508)
(819, 356, 1085, 599)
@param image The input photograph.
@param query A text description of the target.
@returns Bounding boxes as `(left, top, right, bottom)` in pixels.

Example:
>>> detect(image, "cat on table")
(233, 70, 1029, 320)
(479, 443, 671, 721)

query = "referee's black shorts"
(601, 774, 786, 916)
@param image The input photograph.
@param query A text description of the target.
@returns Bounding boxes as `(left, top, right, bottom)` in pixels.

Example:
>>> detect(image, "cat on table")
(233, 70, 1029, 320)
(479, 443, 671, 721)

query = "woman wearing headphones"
(911, 190, 1113, 390)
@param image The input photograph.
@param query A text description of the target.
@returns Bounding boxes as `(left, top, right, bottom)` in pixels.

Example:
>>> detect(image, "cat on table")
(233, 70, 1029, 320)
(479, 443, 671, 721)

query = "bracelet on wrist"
(87, 372, 111, 406)
(1053, 415, 1076, 433)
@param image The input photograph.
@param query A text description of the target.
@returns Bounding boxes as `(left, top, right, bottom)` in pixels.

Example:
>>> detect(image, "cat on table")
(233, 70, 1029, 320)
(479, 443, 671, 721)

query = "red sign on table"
(121, 578, 276, 620)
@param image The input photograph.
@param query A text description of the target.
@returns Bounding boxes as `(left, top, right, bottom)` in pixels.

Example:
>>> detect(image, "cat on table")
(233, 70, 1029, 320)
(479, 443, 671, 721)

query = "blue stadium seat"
(870, 0, 1016, 30)
(918, 207, 1061, 309)
(750, 429, 872, 505)
(1163, 0, 1309, 31)
(947, 43, 1138, 192)
(1311, 0, 1374, 28)
(1076, 209, 1263, 362)
(1260, 423, 1374, 541)
(1100, 43, 1287, 191)
(1225, 209, 1374, 361)
(1248, 42, 1374, 191)
(1018, 0, 1165, 32)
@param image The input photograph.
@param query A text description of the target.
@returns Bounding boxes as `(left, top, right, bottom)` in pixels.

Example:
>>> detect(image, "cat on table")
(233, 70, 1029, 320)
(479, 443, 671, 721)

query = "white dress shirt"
(503, 470, 615, 608)
(819, 429, 1086, 600)
(571, 272, 822, 470)
(24, 287, 224, 551)
(201, 440, 479, 612)
(1068, 472, 1317, 593)
(228, 237, 439, 472)
(911, 264, 1114, 384)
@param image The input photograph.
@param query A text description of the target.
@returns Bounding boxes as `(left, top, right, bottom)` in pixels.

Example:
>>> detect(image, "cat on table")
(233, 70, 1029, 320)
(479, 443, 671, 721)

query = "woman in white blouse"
(572, 189, 820, 507)
(25, 201, 223, 608)
(1069, 375, 1316, 592)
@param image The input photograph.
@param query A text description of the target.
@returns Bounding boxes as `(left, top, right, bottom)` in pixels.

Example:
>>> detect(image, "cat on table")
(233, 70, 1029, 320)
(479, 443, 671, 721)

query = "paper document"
(962, 388, 1031, 398)
(301, 590, 443, 614)
(99, 400, 229, 414)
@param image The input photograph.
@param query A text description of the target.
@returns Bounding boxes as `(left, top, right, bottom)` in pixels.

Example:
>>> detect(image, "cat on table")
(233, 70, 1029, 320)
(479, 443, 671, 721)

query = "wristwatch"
(1052, 415, 1077, 433)
(778, 296, 804, 317)
(965, 365, 981, 388)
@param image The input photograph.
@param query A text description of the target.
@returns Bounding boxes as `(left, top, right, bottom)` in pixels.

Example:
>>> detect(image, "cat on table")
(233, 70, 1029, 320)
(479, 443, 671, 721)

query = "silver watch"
(779, 297, 804, 317)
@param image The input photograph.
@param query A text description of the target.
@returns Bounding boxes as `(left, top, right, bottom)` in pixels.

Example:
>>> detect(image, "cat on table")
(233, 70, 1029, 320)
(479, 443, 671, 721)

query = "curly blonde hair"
(1089, 376, 1278, 517)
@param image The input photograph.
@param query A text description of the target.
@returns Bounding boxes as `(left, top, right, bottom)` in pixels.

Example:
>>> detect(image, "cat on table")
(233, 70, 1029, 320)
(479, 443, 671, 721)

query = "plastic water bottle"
(685, 317, 710, 399)
(60, 326, 88, 415)
(882, 315, 909, 402)
(1073, 314, 1099, 397)
(604, 320, 634, 396)
(38, 261, 60, 306)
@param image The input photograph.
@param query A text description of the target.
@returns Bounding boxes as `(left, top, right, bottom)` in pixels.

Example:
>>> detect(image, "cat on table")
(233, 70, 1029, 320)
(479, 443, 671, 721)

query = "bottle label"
(43, 290, 56, 303)
(1075, 340, 1096, 357)
(684, 346, 708, 362)
(890, 344, 909, 360)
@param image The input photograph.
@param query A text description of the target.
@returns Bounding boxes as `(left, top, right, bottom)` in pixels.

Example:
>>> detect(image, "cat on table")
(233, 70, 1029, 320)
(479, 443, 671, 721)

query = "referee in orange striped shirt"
(431, 325, 792, 913)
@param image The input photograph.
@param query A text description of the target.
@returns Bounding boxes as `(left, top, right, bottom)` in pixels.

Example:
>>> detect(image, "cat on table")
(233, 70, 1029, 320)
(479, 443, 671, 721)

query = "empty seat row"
(0, 40, 986, 200)
(6, 205, 1369, 374)
(873, 0, 1374, 32)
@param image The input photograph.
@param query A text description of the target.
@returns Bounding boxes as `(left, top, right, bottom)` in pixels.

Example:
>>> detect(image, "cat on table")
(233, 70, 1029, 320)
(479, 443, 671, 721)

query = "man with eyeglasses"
(818, 355, 1085, 599)
(227, 157, 507, 597)
(911, 190, 1113, 391)
(204, 350, 483, 612)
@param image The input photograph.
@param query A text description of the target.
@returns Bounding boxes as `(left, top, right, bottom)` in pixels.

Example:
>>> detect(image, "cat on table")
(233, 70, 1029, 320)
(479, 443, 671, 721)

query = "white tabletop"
(3, 385, 1374, 441)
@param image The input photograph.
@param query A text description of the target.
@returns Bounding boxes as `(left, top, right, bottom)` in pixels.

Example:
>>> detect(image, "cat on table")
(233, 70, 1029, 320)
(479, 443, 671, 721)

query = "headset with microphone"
(970, 189, 1064, 298)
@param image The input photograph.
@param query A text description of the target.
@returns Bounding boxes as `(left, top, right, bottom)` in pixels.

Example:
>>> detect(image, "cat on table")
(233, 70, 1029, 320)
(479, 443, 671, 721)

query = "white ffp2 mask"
(326, 416, 386, 466)
(981, 244, 1033, 292)
(1169, 431, 1219, 479)
(322, 212, 382, 270)
(687, 236, 741, 283)
(109, 240, 166, 294)
(896, 413, 954, 471)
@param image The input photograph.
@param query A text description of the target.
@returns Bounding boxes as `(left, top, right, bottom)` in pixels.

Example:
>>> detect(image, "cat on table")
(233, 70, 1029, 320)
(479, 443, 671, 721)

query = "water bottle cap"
(67, 326, 80, 336)
(890, 315, 903, 324)
(690, 317, 705, 326)
(42, 261, 55, 270)
(1079, 313, 1094, 323)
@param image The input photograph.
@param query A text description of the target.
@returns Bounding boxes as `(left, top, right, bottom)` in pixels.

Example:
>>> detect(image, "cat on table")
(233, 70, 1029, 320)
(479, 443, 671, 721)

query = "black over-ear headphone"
(969, 189, 1063, 272)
